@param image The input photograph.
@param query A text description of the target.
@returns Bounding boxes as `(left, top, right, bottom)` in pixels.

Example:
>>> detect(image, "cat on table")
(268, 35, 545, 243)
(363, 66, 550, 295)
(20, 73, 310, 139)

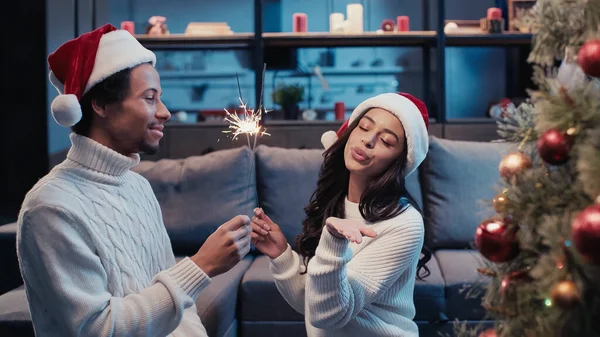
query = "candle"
(346, 4, 364, 33)
(487, 7, 502, 20)
(334, 102, 346, 121)
(120, 21, 135, 35)
(293, 13, 308, 33)
(486, 7, 503, 34)
(329, 13, 345, 33)
(397, 16, 409, 32)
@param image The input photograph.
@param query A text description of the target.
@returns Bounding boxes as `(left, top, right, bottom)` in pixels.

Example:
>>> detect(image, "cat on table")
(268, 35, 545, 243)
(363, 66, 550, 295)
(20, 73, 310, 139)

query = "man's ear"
(91, 99, 108, 118)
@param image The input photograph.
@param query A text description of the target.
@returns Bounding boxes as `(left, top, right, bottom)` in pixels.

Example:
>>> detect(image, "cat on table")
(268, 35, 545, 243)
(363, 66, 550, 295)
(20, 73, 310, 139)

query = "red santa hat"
(321, 92, 429, 178)
(47, 23, 156, 127)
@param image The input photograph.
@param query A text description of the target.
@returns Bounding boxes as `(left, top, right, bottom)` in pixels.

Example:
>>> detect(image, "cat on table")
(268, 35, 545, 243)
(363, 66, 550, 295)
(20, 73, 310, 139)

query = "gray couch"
(0, 136, 512, 337)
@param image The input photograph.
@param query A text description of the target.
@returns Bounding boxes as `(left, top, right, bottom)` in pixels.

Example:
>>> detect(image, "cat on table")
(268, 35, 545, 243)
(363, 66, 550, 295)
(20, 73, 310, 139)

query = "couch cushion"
(133, 146, 258, 255)
(240, 254, 445, 323)
(240, 255, 304, 322)
(422, 136, 513, 249)
(414, 254, 447, 322)
(0, 286, 34, 337)
(255, 145, 423, 250)
(435, 249, 489, 320)
(187, 255, 253, 337)
(0, 222, 21, 295)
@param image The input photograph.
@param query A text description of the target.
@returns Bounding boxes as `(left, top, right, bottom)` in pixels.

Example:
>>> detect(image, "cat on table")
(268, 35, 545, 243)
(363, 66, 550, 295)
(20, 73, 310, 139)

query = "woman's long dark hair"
(296, 109, 432, 280)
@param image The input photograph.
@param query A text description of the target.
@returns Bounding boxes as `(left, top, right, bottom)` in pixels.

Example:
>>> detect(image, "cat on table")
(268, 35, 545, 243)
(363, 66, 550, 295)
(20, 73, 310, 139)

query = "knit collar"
(66, 133, 140, 176)
(345, 198, 363, 221)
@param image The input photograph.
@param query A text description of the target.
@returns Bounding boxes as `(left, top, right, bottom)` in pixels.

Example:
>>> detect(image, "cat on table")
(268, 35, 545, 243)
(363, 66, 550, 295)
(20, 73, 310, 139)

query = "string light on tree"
(500, 270, 533, 298)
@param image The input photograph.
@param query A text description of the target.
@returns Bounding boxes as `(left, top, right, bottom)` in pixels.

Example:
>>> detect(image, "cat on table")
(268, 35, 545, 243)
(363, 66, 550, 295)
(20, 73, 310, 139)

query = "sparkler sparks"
(222, 98, 270, 141)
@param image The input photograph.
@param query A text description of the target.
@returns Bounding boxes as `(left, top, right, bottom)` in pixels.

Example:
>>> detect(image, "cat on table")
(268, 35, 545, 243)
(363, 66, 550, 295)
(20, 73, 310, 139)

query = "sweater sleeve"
(171, 305, 208, 336)
(269, 244, 307, 314)
(306, 220, 424, 329)
(17, 204, 212, 337)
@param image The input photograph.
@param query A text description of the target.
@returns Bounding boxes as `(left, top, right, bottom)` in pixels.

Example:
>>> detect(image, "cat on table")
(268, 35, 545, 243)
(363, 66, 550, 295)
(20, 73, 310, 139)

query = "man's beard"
(140, 142, 159, 155)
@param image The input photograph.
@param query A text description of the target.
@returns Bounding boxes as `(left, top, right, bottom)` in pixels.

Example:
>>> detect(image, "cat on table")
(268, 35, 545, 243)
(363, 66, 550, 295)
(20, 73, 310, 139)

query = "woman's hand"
(325, 217, 377, 244)
(251, 208, 289, 259)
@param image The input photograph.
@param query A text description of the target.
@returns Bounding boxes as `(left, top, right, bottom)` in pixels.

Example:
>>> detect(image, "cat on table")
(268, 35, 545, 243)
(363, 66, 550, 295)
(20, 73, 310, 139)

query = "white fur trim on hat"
(321, 93, 429, 178)
(51, 94, 82, 127)
(84, 30, 156, 94)
(321, 130, 339, 150)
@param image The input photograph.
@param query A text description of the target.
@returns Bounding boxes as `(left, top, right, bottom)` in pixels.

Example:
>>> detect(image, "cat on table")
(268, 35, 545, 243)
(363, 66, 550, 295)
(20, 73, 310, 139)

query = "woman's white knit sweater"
(270, 198, 424, 337)
(16, 133, 210, 337)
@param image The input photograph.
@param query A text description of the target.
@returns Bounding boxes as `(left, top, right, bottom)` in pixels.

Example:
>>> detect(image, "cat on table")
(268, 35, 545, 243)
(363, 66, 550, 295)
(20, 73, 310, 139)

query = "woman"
(251, 92, 431, 337)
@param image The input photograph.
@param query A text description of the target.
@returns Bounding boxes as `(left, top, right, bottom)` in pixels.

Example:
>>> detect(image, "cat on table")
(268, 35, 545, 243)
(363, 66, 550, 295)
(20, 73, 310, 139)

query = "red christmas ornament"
(499, 152, 532, 179)
(479, 328, 498, 337)
(475, 217, 519, 263)
(537, 129, 574, 165)
(571, 204, 600, 264)
(578, 39, 600, 77)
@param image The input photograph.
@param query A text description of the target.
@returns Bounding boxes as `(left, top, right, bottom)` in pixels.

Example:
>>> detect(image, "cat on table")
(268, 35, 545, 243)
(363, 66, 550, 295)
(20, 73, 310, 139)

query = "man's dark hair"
(72, 67, 135, 136)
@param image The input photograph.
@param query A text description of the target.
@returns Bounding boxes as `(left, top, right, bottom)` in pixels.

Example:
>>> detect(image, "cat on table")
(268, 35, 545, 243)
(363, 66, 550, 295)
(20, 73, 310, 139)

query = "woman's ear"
(91, 99, 108, 118)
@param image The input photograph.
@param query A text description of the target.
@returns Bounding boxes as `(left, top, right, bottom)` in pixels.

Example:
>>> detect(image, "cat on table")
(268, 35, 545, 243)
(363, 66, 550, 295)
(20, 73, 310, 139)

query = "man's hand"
(325, 217, 377, 244)
(192, 215, 252, 278)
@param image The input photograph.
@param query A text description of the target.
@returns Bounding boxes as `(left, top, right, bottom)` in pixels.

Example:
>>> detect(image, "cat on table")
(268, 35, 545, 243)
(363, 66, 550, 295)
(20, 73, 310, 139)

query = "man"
(16, 24, 252, 337)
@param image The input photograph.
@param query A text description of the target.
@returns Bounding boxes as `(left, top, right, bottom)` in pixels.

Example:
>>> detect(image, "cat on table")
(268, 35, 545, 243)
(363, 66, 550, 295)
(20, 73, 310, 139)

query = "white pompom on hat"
(47, 23, 156, 127)
(321, 92, 430, 178)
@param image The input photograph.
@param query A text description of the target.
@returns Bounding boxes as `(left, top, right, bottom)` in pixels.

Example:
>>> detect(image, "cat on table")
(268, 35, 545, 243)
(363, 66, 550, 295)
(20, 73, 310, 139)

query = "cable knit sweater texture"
(16, 133, 210, 337)
(270, 198, 424, 337)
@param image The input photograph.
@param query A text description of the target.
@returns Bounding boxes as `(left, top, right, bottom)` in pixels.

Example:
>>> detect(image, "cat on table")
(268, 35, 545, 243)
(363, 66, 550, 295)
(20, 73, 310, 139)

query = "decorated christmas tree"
(455, 0, 600, 336)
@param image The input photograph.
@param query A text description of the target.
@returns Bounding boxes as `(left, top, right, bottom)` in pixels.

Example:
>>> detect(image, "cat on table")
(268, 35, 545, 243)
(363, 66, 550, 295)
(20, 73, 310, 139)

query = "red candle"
(334, 102, 346, 120)
(121, 21, 135, 35)
(487, 7, 502, 20)
(293, 13, 308, 33)
(397, 16, 409, 32)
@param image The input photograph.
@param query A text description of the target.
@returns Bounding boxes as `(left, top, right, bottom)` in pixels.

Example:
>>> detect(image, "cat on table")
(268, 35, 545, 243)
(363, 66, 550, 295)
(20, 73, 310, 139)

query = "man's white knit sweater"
(16, 133, 210, 337)
(270, 198, 424, 337)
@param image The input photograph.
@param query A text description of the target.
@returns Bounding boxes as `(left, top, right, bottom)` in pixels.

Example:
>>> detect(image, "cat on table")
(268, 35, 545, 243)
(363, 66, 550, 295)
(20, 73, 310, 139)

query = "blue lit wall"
(47, 0, 509, 154)
(104, 0, 507, 120)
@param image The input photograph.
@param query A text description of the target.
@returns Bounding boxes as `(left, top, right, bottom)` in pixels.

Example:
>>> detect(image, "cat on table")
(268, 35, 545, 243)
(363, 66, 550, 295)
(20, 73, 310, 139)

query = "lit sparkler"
(223, 64, 270, 217)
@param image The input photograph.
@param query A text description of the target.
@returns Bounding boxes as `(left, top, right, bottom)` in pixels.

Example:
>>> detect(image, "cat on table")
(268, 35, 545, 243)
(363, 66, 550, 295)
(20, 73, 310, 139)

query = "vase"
(283, 104, 299, 120)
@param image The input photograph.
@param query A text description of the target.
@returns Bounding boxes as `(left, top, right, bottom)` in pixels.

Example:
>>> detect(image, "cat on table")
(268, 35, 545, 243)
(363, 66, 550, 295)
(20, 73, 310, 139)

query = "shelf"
(135, 33, 255, 50)
(445, 32, 533, 46)
(445, 118, 498, 124)
(263, 32, 437, 48)
(158, 70, 252, 79)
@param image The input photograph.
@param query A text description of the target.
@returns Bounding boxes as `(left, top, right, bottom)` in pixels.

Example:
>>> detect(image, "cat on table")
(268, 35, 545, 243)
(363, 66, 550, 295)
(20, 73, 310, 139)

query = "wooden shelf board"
(445, 32, 533, 46)
(135, 33, 255, 49)
(263, 31, 437, 47)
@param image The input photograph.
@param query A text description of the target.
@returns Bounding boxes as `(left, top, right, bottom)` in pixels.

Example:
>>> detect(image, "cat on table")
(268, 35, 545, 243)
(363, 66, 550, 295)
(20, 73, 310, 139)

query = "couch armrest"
(0, 223, 22, 294)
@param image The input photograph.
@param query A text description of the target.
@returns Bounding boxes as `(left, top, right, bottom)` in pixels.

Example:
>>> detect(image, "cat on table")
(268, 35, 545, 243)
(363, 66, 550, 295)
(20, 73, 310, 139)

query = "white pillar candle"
(329, 13, 345, 33)
(346, 4, 364, 33)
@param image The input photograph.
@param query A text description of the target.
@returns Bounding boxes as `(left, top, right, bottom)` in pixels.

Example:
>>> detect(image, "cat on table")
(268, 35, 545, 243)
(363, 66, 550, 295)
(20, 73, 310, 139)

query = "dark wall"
(0, 1, 48, 220)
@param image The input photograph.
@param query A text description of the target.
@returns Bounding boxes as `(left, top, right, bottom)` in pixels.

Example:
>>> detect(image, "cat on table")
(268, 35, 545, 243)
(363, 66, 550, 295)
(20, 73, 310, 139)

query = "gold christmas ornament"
(499, 152, 532, 179)
(493, 193, 509, 213)
(550, 280, 581, 309)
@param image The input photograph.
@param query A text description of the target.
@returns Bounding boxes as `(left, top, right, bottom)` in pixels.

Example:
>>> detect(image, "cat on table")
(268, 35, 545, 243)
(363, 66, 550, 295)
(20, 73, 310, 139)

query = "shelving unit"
(131, 0, 533, 131)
